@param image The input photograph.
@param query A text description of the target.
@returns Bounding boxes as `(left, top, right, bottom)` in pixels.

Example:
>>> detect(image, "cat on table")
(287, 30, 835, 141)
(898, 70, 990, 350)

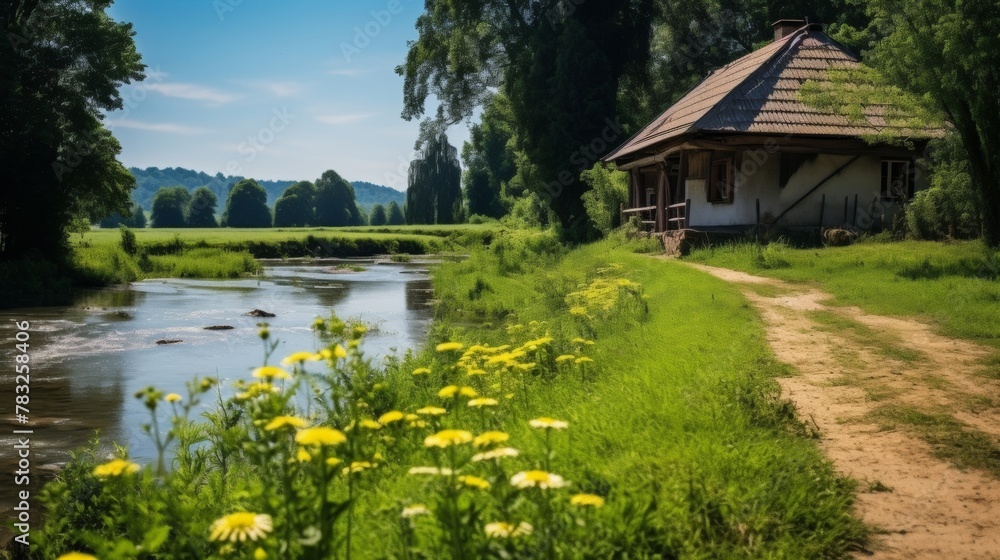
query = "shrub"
(119, 225, 138, 256)
(580, 163, 628, 236)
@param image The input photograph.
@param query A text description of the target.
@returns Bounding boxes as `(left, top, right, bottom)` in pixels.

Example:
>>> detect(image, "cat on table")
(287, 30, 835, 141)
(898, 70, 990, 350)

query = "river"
(0, 261, 435, 514)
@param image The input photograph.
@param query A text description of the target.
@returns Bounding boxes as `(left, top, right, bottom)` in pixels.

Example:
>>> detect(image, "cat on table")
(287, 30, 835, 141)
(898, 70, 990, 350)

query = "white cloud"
(107, 119, 209, 135)
(317, 113, 378, 125)
(145, 82, 240, 104)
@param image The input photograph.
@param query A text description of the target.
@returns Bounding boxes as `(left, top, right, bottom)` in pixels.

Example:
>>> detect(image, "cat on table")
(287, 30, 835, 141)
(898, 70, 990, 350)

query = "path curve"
(687, 262, 1000, 559)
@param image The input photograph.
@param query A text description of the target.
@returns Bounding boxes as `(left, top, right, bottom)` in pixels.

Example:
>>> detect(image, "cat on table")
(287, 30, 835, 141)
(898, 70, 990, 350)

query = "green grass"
(422, 232, 867, 557)
(687, 240, 1000, 352)
(65, 225, 499, 286)
(867, 405, 1000, 478)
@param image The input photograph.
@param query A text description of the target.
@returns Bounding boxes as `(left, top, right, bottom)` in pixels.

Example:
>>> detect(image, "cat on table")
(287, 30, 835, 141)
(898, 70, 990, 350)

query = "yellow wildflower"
(510, 470, 566, 489)
(254, 547, 267, 560)
(56, 554, 98, 560)
(459, 386, 478, 398)
(378, 410, 405, 425)
(412, 367, 432, 375)
(438, 385, 459, 398)
(401, 504, 431, 518)
(473, 431, 509, 447)
(342, 461, 372, 475)
(295, 427, 347, 447)
(472, 447, 519, 462)
(529, 417, 569, 430)
(416, 406, 447, 416)
(575, 357, 594, 364)
(251, 366, 291, 380)
(484, 521, 533, 538)
(359, 419, 382, 430)
(458, 475, 491, 490)
(209, 512, 273, 542)
(164, 393, 183, 403)
(570, 493, 606, 508)
(466, 368, 487, 376)
(296, 448, 312, 462)
(423, 429, 474, 448)
(280, 351, 319, 366)
(468, 398, 498, 408)
(325, 457, 342, 467)
(555, 354, 576, 363)
(436, 341, 464, 352)
(333, 344, 348, 359)
(315, 348, 333, 360)
(92, 459, 140, 478)
(264, 416, 308, 431)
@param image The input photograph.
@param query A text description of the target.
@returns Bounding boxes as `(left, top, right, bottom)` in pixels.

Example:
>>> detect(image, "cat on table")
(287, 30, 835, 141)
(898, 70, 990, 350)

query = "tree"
(399, 0, 655, 241)
(187, 187, 218, 228)
(1, 1, 145, 259)
(462, 94, 515, 218)
(368, 204, 388, 226)
(387, 201, 406, 225)
(150, 187, 191, 228)
(407, 132, 463, 224)
(857, 0, 1000, 246)
(581, 163, 629, 235)
(314, 170, 360, 227)
(222, 179, 272, 228)
(274, 181, 316, 227)
(100, 202, 146, 229)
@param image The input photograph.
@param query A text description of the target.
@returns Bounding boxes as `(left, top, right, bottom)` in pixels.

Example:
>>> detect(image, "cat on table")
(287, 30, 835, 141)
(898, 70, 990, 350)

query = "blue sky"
(105, 0, 472, 190)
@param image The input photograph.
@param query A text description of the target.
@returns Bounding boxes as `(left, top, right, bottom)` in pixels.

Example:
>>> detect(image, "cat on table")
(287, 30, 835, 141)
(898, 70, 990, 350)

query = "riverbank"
(0, 226, 497, 308)
(19, 230, 867, 559)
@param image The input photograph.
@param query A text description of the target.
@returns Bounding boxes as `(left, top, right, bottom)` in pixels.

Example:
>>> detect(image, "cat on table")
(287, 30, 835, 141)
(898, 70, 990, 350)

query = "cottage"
(605, 20, 939, 234)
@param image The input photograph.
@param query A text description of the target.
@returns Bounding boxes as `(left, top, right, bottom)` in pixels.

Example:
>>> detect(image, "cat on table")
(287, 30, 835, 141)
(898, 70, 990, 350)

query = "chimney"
(772, 19, 806, 42)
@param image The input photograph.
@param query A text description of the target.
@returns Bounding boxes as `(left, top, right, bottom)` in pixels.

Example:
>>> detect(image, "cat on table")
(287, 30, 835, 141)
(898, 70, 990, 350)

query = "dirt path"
(687, 263, 1000, 559)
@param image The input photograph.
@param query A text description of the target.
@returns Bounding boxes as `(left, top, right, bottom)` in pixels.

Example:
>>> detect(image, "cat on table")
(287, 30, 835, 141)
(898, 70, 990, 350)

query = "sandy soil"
(687, 263, 1000, 560)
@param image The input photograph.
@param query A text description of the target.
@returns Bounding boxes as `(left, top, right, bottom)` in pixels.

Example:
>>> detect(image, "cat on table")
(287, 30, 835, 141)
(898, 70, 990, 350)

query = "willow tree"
(406, 132, 462, 224)
(398, 0, 655, 241)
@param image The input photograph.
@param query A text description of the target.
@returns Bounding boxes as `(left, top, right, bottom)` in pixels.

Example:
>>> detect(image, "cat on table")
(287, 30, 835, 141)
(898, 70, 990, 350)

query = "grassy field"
(24, 231, 867, 559)
(66, 225, 499, 286)
(686, 239, 1000, 350)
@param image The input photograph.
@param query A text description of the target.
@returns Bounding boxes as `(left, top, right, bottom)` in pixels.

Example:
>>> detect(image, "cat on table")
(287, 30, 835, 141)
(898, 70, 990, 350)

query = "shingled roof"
(606, 24, 925, 162)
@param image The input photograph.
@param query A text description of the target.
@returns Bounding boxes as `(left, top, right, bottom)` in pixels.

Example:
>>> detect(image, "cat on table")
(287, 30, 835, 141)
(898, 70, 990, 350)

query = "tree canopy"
(399, 0, 655, 240)
(368, 204, 388, 226)
(315, 170, 361, 227)
(187, 187, 219, 228)
(222, 179, 272, 228)
(1, 0, 145, 258)
(151, 187, 192, 228)
(407, 132, 463, 225)
(100, 202, 146, 229)
(462, 94, 515, 219)
(274, 181, 317, 227)
(387, 201, 406, 226)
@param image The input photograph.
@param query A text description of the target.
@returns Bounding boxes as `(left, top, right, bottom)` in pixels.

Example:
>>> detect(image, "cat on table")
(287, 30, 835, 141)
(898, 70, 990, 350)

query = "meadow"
(23, 231, 867, 560)
(66, 225, 499, 287)
(685, 239, 1000, 350)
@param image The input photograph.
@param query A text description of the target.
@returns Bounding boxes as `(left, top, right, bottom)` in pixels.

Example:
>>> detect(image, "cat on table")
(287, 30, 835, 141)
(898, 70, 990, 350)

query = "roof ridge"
(690, 26, 815, 133)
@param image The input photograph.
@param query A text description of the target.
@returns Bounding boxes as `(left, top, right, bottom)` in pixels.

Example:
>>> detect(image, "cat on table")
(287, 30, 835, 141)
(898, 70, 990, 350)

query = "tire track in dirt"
(687, 263, 1000, 560)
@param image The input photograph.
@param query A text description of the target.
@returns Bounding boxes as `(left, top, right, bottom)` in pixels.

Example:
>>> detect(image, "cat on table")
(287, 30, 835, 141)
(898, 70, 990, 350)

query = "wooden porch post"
(655, 165, 668, 232)
(629, 169, 640, 210)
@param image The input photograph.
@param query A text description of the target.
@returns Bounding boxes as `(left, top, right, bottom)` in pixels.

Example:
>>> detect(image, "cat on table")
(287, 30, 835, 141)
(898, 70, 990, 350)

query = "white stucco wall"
(686, 151, 928, 229)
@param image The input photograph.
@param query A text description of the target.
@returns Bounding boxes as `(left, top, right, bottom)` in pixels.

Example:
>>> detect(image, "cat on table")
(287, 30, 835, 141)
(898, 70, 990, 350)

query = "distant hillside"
(128, 167, 404, 211)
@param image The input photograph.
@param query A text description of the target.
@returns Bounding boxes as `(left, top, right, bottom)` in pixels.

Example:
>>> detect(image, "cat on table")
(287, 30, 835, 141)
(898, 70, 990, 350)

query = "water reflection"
(0, 262, 433, 512)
